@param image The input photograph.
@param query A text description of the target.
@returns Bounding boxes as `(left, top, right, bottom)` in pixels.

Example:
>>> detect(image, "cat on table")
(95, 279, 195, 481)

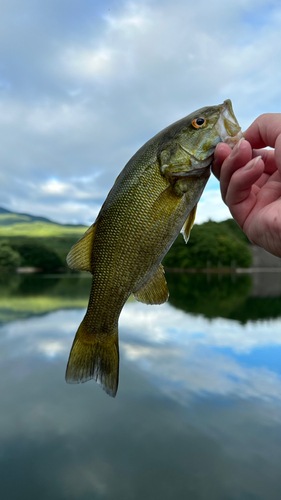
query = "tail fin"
(65, 319, 119, 397)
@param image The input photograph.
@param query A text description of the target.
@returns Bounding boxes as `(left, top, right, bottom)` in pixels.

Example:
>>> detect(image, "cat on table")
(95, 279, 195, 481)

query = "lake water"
(1, 272, 281, 500)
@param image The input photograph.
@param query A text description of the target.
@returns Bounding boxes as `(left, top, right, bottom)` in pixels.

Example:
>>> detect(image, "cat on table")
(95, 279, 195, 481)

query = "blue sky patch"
(213, 345, 281, 375)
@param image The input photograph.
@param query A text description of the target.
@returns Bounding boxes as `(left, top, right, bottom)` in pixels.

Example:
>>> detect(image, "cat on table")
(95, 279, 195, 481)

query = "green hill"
(0, 207, 87, 235)
(0, 206, 88, 267)
(0, 206, 61, 225)
(0, 206, 251, 270)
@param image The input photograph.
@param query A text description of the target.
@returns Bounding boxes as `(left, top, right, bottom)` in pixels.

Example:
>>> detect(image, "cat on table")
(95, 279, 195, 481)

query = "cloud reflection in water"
(1, 300, 281, 406)
(1, 288, 281, 499)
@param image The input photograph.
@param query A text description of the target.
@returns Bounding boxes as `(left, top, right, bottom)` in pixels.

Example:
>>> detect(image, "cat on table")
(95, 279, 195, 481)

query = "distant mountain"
(0, 207, 13, 214)
(0, 206, 81, 227)
(0, 206, 86, 246)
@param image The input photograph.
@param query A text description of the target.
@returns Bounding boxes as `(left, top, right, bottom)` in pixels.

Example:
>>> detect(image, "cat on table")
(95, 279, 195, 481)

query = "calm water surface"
(1, 272, 281, 500)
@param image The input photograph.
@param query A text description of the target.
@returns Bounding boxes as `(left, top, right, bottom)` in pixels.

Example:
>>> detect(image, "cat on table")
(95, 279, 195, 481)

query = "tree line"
(163, 219, 252, 269)
(0, 218, 252, 272)
(0, 240, 63, 272)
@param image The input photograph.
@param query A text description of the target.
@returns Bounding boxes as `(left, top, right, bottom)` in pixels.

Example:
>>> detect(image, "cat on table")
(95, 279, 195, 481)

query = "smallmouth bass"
(66, 99, 242, 397)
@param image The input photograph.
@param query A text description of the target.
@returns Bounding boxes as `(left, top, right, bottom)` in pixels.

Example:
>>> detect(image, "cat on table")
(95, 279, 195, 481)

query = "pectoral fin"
(133, 264, 169, 305)
(66, 222, 97, 272)
(181, 204, 197, 243)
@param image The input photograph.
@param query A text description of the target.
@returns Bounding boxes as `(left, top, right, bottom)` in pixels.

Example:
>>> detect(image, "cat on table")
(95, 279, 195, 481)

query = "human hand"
(212, 113, 281, 258)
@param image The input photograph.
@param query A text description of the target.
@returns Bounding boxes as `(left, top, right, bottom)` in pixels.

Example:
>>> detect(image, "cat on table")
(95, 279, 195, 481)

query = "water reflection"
(0, 273, 91, 323)
(1, 273, 281, 499)
(121, 301, 281, 402)
(166, 272, 281, 322)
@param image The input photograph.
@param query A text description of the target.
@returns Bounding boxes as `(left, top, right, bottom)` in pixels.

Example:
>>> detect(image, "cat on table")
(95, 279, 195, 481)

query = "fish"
(66, 99, 242, 397)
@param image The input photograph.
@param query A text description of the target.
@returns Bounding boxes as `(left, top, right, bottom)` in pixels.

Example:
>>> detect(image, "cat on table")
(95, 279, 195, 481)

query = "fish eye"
(192, 117, 207, 129)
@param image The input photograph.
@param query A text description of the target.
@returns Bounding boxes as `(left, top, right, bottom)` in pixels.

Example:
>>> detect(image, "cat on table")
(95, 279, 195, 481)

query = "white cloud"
(39, 176, 101, 200)
(1, 0, 281, 222)
(1, 302, 281, 406)
(62, 47, 113, 80)
(122, 339, 281, 404)
(41, 179, 69, 195)
(121, 301, 281, 354)
(25, 101, 92, 135)
(196, 187, 232, 223)
(105, 3, 151, 33)
(120, 301, 281, 404)
(61, 4, 151, 81)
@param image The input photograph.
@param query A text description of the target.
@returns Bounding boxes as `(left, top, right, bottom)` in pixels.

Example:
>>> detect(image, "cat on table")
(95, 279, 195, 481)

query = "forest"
(0, 208, 252, 271)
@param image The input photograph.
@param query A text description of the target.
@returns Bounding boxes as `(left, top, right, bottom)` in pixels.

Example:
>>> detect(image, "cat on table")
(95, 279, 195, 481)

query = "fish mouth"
(215, 99, 244, 147)
(181, 165, 211, 178)
(181, 154, 213, 178)
(171, 163, 211, 179)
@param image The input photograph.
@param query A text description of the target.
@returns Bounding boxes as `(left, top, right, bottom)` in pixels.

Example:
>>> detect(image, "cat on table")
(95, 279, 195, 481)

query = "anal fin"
(133, 264, 169, 305)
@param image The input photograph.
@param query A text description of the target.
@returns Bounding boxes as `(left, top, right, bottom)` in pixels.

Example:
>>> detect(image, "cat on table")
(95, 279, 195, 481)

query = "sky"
(1, 0, 281, 225)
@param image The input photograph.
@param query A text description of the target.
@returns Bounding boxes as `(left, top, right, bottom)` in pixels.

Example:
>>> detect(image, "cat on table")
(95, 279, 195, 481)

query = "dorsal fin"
(133, 264, 169, 305)
(66, 222, 97, 272)
(181, 204, 197, 243)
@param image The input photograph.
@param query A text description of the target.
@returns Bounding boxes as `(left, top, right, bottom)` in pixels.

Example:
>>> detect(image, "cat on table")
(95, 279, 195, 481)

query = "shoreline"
(164, 267, 281, 274)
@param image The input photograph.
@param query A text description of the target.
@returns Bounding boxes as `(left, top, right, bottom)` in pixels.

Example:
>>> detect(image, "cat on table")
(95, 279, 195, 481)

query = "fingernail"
(237, 138, 245, 149)
(242, 155, 262, 171)
(229, 138, 244, 158)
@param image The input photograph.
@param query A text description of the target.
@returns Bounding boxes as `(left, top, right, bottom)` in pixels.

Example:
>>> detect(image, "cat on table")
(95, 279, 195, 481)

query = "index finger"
(244, 113, 281, 149)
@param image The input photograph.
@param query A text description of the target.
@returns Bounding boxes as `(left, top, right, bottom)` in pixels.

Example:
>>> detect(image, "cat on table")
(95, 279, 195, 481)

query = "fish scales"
(66, 99, 243, 396)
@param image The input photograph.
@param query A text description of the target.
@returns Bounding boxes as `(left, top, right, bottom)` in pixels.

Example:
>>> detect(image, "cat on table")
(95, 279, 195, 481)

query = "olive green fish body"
(66, 99, 242, 396)
(85, 167, 208, 324)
